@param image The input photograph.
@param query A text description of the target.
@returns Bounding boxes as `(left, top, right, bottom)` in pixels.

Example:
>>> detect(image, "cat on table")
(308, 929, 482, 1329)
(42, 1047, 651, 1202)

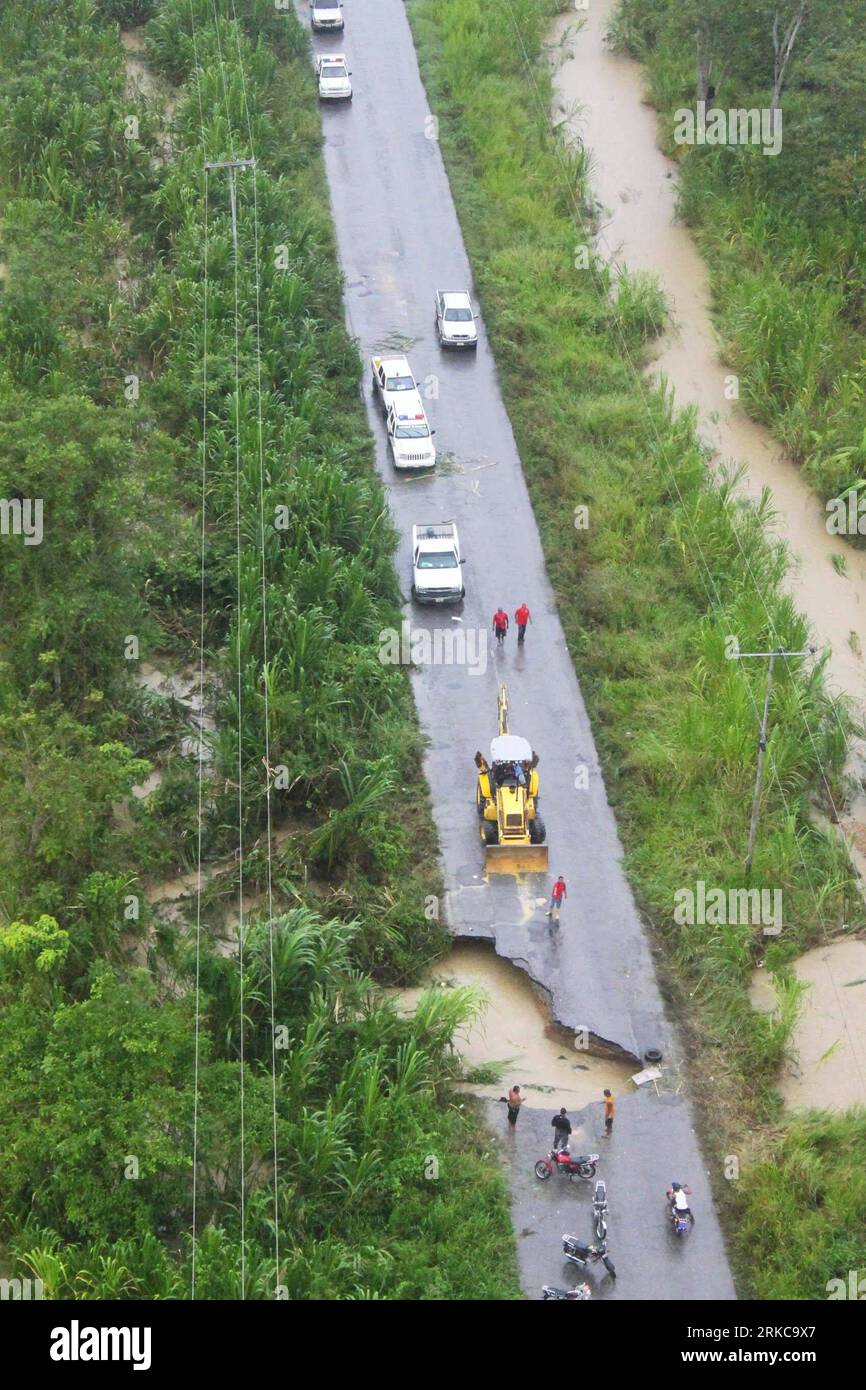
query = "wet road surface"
(484, 1093, 724, 1302)
(296, 0, 735, 1299)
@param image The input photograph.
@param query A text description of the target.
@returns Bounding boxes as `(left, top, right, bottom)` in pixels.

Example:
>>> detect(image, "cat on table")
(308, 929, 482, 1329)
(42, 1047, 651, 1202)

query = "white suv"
(435, 289, 478, 349)
(387, 398, 436, 471)
(310, 3, 344, 32)
(316, 53, 352, 101)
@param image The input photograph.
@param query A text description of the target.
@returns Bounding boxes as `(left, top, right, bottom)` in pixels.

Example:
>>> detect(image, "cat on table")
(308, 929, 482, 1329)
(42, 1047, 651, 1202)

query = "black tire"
(644, 1047, 663, 1064)
(476, 783, 486, 818)
(602, 1255, 616, 1278)
(534, 1159, 553, 1181)
(595, 1217, 607, 1242)
(576, 1161, 597, 1181)
(482, 820, 499, 846)
(529, 815, 546, 845)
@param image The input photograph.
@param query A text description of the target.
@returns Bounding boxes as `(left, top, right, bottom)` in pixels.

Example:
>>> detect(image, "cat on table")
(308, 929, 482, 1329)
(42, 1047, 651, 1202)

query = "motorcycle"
(592, 1178, 608, 1240)
(667, 1184, 694, 1237)
(562, 1233, 616, 1278)
(534, 1148, 599, 1183)
(541, 1283, 591, 1301)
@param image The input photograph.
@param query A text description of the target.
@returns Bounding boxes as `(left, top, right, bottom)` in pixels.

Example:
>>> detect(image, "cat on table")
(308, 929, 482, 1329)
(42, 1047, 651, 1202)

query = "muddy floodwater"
(751, 938, 866, 1112)
(395, 942, 634, 1107)
(552, 2, 866, 868)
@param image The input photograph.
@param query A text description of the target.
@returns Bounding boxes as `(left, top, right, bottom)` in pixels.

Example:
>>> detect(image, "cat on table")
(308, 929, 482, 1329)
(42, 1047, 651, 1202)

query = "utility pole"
(203, 157, 256, 254)
(730, 644, 816, 875)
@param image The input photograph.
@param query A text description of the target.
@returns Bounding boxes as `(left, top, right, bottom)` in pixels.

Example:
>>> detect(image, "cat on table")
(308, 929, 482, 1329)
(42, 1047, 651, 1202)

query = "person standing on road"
(603, 1089, 615, 1138)
(546, 875, 567, 924)
(551, 1107, 572, 1151)
(492, 608, 509, 645)
(506, 1084, 524, 1127)
(515, 601, 531, 644)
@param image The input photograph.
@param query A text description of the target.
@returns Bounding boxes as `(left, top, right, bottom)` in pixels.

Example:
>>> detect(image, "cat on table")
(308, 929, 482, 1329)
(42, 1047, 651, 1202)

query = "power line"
(227, 0, 283, 1294)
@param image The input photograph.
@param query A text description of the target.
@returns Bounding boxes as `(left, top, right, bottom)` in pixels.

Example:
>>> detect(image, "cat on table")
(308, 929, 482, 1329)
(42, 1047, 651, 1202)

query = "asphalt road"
(297, 0, 735, 1300)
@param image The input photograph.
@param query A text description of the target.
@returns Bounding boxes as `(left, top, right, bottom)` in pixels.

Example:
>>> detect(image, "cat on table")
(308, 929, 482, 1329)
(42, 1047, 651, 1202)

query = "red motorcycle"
(534, 1148, 599, 1183)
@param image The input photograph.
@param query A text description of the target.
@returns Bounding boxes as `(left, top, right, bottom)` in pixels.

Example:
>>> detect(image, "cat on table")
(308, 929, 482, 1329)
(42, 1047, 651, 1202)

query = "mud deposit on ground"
(751, 938, 866, 1111)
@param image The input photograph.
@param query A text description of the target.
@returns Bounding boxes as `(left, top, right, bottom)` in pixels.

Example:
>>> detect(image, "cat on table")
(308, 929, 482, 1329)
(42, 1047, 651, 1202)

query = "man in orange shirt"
(603, 1088, 615, 1138)
(515, 601, 531, 644)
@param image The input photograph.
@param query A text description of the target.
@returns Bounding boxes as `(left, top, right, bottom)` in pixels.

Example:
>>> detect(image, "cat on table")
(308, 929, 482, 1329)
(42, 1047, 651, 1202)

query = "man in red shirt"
(492, 608, 509, 645)
(515, 601, 531, 643)
(546, 874, 567, 924)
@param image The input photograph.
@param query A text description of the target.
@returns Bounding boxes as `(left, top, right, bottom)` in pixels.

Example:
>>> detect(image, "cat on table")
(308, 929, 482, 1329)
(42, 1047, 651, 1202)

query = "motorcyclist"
(667, 1181, 694, 1224)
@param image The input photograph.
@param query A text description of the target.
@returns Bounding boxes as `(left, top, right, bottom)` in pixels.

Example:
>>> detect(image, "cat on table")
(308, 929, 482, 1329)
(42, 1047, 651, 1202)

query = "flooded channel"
(751, 937, 866, 1112)
(395, 941, 635, 1108)
(550, 2, 866, 867)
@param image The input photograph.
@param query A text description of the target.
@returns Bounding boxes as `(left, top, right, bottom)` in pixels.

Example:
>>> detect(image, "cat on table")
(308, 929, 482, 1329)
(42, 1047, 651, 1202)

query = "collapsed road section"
(295, 0, 735, 1299)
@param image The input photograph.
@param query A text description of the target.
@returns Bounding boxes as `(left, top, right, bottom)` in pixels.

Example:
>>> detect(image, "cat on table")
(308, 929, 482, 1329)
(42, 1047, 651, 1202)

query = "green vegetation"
(407, 0, 866, 1296)
(0, 0, 519, 1298)
(609, 0, 866, 514)
(735, 1108, 866, 1299)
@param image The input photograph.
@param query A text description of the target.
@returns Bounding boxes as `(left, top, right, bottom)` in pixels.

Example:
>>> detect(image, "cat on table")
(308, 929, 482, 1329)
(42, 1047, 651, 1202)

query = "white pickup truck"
(411, 522, 465, 604)
(371, 353, 418, 416)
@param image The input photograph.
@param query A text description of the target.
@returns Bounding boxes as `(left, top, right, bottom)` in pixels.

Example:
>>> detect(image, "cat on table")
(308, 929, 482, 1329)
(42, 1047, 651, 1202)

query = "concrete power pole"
(204, 157, 256, 254)
(730, 644, 816, 875)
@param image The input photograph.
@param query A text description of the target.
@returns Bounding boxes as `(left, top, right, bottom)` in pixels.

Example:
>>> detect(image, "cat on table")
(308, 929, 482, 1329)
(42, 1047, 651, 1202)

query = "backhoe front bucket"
(485, 842, 549, 875)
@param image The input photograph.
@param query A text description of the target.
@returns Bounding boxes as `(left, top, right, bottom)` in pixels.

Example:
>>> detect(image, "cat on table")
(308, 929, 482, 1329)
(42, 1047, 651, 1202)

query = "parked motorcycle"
(562, 1233, 616, 1278)
(667, 1183, 694, 1237)
(534, 1148, 599, 1183)
(592, 1178, 608, 1240)
(541, 1283, 591, 1301)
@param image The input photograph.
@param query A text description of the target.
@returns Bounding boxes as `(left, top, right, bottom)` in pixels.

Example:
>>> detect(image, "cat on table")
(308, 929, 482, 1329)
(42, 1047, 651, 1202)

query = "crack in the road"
(450, 930, 641, 1066)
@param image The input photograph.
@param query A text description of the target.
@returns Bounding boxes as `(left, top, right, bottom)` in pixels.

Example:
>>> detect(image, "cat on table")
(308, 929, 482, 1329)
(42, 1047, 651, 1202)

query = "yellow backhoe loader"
(474, 685, 548, 873)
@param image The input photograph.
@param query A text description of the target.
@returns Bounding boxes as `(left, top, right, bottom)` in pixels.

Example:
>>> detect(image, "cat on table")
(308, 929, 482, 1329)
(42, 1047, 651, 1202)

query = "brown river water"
(394, 941, 635, 1107)
(551, 3, 866, 869)
(551, 2, 866, 1108)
